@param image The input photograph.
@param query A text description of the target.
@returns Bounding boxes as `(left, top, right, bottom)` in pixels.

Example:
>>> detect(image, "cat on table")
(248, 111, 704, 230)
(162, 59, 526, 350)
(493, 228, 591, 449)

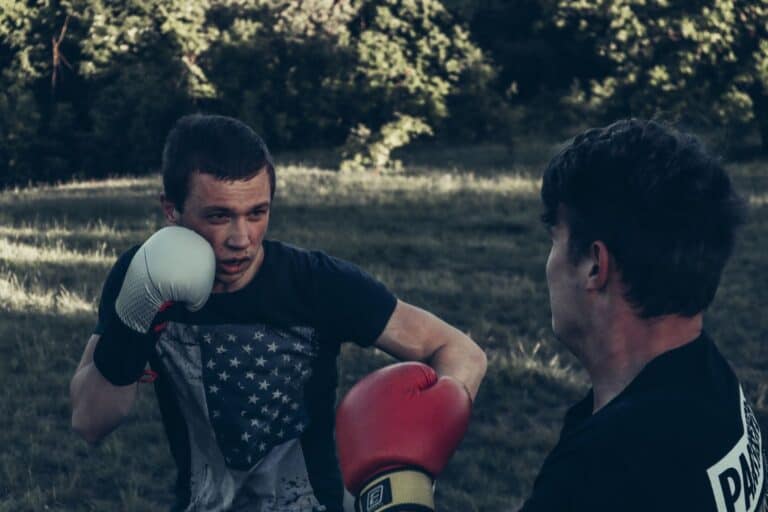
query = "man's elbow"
(71, 411, 106, 445)
(70, 403, 126, 446)
(469, 343, 488, 378)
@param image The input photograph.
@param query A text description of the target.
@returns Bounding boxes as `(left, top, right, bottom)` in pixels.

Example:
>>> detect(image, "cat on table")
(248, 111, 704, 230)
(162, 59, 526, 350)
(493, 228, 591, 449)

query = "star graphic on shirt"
(203, 334, 212, 343)
(295, 422, 305, 432)
(243, 344, 253, 354)
(263, 425, 271, 434)
(283, 415, 292, 423)
(281, 395, 290, 404)
(284, 376, 292, 384)
(212, 410, 220, 418)
(271, 409, 279, 419)
(258, 442, 267, 451)
(255, 356, 267, 367)
(241, 432, 251, 442)
(229, 357, 241, 368)
(206, 360, 216, 370)
(282, 354, 292, 362)
(216, 345, 227, 354)
(218, 371, 230, 382)
(259, 380, 269, 390)
(209, 385, 220, 394)
(261, 405, 270, 415)
(245, 371, 256, 380)
(251, 419, 261, 428)
(271, 368, 280, 377)
(253, 331, 264, 340)
(227, 334, 237, 342)
(294, 362, 303, 372)
(248, 394, 259, 404)
(272, 390, 283, 400)
(267, 342, 278, 352)
(290, 403, 299, 411)
(293, 342, 304, 352)
(277, 429, 285, 438)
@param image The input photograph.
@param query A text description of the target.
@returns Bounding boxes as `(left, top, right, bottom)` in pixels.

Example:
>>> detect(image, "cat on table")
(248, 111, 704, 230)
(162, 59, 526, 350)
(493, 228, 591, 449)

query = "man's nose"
(226, 217, 250, 249)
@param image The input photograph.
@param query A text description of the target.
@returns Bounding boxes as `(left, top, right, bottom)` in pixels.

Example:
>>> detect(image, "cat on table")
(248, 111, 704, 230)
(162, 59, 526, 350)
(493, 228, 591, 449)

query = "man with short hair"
(69, 114, 487, 512)
(520, 119, 766, 511)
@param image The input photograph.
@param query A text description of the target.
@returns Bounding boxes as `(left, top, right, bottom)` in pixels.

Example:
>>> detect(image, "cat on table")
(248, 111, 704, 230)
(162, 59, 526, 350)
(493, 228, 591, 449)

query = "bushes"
(2, 0, 767, 186)
(0, 0, 495, 185)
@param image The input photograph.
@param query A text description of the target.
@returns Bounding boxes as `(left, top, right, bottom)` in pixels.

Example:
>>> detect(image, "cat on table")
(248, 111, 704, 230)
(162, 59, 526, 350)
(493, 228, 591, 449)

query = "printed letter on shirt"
(707, 387, 766, 512)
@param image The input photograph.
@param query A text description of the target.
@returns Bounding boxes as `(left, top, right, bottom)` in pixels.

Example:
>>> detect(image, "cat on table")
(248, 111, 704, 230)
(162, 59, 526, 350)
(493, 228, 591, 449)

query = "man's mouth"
(219, 257, 250, 274)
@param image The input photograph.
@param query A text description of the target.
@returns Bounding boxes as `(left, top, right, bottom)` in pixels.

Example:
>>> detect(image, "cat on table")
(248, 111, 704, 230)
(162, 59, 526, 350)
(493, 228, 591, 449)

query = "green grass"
(1, 145, 766, 511)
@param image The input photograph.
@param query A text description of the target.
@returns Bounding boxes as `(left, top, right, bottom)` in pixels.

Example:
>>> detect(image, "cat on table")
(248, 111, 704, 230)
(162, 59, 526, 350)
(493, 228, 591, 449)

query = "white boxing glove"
(116, 226, 216, 333)
(94, 226, 216, 385)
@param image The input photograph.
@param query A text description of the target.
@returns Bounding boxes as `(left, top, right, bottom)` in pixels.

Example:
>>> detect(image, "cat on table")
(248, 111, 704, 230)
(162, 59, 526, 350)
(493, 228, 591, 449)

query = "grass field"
(0, 144, 766, 511)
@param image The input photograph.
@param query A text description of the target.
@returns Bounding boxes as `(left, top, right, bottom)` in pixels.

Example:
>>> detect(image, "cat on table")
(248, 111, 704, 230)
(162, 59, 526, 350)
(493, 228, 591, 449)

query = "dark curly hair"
(541, 119, 746, 318)
(162, 114, 276, 210)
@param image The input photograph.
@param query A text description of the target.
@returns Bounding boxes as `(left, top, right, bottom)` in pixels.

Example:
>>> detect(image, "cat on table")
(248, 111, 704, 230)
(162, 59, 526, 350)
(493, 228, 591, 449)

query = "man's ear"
(586, 240, 611, 291)
(160, 194, 180, 224)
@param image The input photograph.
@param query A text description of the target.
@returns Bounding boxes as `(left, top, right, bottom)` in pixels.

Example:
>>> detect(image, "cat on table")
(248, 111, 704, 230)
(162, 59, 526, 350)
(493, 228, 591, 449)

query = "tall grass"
(1, 146, 766, 510)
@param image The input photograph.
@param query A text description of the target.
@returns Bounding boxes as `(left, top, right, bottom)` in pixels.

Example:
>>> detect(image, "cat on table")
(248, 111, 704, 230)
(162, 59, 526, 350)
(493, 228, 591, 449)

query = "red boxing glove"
(336, 362, 472, 512)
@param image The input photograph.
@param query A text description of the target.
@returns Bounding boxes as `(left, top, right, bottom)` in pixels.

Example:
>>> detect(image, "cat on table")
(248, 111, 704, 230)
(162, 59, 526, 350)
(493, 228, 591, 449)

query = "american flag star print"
(199, 324, 318, 470)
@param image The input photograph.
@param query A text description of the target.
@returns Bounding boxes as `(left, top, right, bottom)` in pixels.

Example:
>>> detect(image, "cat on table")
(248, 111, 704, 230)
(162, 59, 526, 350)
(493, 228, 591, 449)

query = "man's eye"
(208, 213, 228, 222)
(248, 211, 266, 220)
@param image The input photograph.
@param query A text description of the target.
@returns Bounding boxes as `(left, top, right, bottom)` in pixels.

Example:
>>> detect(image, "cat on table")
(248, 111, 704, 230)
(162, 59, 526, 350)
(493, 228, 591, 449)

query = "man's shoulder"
(263, 239, 367, 281)
(112, 244, 141, 270)
(607, 335, 744, 444)
(265, 239, 354, 261)
(584, 375, 757, 475)
(100, 244, 141, 293)
(263, 239, 336, 270)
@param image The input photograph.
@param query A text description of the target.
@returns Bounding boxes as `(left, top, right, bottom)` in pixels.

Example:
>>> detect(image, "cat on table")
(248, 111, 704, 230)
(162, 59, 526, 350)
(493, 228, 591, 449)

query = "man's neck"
(584, 312, 703, 413)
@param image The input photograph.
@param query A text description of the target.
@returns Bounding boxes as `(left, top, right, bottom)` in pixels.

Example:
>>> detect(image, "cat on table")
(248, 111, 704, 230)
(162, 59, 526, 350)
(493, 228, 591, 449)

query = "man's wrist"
(92, 314, 157, 386)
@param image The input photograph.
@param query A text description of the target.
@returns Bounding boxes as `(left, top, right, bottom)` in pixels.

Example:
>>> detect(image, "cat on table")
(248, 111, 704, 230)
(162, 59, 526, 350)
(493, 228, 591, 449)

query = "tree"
(556, 0, 768, 150)
(340, 0, 493, 169)
(0, 0, 497, 184)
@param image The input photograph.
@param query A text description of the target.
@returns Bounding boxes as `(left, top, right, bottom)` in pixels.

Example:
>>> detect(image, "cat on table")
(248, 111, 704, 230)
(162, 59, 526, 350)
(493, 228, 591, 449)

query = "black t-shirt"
(94, 239, 397, 511)
(520, 334, 767, 512)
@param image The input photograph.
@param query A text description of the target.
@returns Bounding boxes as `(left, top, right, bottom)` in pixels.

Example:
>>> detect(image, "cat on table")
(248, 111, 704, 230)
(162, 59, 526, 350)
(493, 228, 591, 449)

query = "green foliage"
(0, 0, 495, 185)
(340, 114, 433, 172)
(352, 0, 490, 121)
(556, 0, 768, 148)
(339, 0, 492, 169)
(6, 0, 768, 184)
(205, 0, 359, 148)
(438, 0, 610, 140)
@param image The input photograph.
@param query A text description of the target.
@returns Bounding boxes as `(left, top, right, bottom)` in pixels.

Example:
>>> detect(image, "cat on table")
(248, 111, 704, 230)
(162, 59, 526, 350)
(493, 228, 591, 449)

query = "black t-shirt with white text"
(520, 334, 767, 512)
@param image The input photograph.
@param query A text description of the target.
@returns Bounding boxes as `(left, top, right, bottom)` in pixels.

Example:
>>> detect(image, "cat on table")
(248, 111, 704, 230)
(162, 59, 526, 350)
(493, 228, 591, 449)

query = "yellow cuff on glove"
(356, 469, 434, 512)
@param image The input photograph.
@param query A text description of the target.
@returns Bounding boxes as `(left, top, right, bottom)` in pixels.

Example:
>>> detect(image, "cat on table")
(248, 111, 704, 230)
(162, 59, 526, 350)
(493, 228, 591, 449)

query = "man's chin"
(213, 264, 256, 292)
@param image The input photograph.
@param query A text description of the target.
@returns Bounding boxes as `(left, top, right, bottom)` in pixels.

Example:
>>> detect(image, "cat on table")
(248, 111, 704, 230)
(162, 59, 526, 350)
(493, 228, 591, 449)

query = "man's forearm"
(70, 362, 137, 444)
(427, 336, 487, 401)
(374, 300, 488, 401)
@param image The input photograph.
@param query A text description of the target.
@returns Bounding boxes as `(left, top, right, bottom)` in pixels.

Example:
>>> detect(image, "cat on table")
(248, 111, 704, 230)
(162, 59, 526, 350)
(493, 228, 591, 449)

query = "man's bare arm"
(374, 299, 487, 400)
(69, 334, 138, 444)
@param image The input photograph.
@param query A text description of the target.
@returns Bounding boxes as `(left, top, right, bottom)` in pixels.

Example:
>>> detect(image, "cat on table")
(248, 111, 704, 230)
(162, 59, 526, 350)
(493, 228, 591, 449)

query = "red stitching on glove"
(139, 369, 158, 384)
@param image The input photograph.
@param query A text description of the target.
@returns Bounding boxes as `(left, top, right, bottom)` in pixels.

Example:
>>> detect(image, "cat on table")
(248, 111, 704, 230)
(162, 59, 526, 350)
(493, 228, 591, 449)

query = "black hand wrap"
(92, 304, 169, 386)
